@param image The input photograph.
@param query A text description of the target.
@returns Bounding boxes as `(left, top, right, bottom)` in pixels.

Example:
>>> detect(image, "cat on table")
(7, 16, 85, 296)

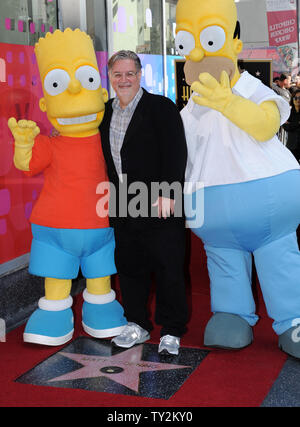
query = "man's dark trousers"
(114, 224, 188, 337)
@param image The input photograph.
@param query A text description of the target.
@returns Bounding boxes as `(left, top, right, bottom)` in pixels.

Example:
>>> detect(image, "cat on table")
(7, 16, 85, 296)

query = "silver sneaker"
(111, 322, 150, 348)
(158, 335, 180, 355)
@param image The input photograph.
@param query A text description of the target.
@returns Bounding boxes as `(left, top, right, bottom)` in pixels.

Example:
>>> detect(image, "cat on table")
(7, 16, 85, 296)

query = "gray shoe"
(279, 326, 300, 358)
(111, 322, 150, 348)
(204, 312, 253, 349)
(158, 335, 180, 355)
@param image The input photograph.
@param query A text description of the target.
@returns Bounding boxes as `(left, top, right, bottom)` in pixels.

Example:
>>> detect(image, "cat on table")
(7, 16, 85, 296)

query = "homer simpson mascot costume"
(8, 29, 127, 346)
(177, 0, 300, 358)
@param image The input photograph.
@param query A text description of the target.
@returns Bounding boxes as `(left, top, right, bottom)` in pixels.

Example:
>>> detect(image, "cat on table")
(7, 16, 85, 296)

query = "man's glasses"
(294, 96, 300, 101)
(111, 71, 138, 80)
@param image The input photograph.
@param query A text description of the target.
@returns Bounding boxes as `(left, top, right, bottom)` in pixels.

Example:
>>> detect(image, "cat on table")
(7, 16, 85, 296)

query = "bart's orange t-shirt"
(25, 133, 110, 229)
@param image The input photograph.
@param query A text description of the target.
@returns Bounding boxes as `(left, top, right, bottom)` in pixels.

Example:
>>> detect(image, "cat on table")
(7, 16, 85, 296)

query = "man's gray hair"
(108, 50, 142, 72)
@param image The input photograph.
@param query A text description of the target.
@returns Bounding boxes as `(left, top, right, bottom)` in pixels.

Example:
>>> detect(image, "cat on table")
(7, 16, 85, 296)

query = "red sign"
(267, 10, 298, 46)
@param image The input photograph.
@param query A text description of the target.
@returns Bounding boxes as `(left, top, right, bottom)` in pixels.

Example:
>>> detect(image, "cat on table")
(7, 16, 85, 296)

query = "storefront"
(0, 0, 300, 276)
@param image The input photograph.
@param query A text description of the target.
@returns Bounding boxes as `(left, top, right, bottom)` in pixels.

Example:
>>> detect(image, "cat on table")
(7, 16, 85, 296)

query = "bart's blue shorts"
(29, 224, 117, 280)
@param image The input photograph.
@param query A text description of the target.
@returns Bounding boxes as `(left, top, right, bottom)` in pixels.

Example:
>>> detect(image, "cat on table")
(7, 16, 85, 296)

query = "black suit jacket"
(100, 88, 187, 230)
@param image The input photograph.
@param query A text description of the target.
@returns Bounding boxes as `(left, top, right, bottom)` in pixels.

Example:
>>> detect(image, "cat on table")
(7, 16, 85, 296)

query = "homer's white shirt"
(181, 71, 299, 190)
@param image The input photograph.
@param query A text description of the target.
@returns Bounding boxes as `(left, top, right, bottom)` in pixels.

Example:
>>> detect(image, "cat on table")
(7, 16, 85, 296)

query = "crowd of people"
(272, 73, 300, 162)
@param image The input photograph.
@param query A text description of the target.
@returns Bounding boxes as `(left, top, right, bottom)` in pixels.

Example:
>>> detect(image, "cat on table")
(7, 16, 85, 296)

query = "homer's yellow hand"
(8, 118, 40, 171)
(191, 71, 233, 113)
(191, 71, 280, 142)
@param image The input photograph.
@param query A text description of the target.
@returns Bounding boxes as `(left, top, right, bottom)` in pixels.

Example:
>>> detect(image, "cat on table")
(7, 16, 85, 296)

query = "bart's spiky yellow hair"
(34, 28, 96, 76)
(35, 28, 92, 57)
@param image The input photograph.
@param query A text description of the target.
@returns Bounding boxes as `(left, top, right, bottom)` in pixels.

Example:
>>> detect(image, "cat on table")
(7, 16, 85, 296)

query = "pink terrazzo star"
(49, 345, 191, 393)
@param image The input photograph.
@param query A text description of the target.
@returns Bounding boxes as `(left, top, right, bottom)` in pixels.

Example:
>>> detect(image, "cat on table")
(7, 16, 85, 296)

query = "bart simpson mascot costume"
(8, 29, 127, 346)
(177, 0, 300, 358)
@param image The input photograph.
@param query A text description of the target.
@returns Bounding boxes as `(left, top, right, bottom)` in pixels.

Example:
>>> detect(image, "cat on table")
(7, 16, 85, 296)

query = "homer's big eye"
(200, 26, 226, 52)
(175, 31, 195, 56)
(44, 69, 70, 96)
(75, 66, 101, 90)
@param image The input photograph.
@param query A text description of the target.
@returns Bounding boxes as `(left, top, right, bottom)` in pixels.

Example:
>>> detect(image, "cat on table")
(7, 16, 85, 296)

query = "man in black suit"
(100, 50, 188, 355)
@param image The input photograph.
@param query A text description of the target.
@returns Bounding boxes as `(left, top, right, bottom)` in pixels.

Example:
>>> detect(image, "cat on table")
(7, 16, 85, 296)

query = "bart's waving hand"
(177, 0, 300, 359)
(8, 28, 127, 346)
(8, 118, 40, 171)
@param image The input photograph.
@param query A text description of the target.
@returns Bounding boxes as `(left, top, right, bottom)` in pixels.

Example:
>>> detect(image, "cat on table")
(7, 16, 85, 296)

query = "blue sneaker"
(82, 289, 127, 338)
(23, 296, 74, 346)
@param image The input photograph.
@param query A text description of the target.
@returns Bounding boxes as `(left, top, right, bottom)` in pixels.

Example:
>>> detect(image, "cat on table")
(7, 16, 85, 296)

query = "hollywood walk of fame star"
(48, 345, 191, 393)
(256, 70, 261, 77)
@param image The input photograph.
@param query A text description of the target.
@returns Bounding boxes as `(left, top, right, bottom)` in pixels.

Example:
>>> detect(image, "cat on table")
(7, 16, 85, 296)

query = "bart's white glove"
(8, 118, 40, 171)
(191, 71, 280, 142)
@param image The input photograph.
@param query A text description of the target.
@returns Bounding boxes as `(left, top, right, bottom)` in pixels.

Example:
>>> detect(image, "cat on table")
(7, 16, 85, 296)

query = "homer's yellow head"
(176, 0, 243, 87)
(35, 28, 108, 137)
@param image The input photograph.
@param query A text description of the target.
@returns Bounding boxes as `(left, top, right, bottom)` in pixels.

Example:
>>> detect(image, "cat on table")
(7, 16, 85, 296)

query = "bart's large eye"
(200, 26, 226, 52)
(175, 31, 195, 56)
(44, 69, 70, 96)
(75, 66, 101, 90)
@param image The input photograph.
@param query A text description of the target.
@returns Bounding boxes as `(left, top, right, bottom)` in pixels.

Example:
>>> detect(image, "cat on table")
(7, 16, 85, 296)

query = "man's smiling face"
(109, 59, 142, 108)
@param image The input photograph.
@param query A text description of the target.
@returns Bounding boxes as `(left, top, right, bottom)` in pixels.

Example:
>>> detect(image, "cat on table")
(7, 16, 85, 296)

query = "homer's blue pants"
(185, 170, 300, 335)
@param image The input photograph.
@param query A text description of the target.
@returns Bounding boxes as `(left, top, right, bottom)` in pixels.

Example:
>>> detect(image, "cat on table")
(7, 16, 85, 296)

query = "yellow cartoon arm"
(191, 71, 280, 142)
(8, 118, 40, 171)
